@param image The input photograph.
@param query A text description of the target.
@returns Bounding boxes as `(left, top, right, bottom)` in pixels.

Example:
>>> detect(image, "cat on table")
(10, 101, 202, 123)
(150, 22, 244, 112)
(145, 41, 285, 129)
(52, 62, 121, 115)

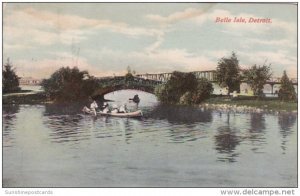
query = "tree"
(155, 71, 198, 104)
(41, 66, 99, 102)
(125, 72, 134, 82)
(243, 64, 272, 97)
(155, 71, 213, 104)
(179, 78, 213, 105)
(216, 52, 241, 95)
(126, 65, 132, 74)
(192, 78, 214, 104)
(3, 58, 21, 93)
(278, 71, 296, 101)
(125, 65, 134, 82)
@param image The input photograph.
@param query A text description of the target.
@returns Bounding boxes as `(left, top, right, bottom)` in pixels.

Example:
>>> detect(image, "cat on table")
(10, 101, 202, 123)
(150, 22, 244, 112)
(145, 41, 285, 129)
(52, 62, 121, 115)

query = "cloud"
(3, 7, 163, 49)
(147, 8, 201, 24)
(13, 53, 95, 79)
(146, 5, 215, 25)
(83, 48, 217, 77)
(192, 9, 274, 34)
(245, 38, 297, 48)
(145, 34, 165, 53)
(4, 5, 297, 80)
(238, 50, 297, 77)
(148, 7, 296, 36)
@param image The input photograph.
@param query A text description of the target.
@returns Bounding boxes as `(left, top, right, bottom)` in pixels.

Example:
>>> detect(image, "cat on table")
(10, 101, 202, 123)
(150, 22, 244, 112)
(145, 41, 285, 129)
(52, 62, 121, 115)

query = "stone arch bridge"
(91, 76, 162, 100)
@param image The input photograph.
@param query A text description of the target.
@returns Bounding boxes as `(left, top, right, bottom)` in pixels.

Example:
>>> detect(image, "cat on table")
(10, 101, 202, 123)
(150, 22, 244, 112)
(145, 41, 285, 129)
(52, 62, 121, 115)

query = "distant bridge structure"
(136, 70, 217, 82)
(93, 70, 297, 98)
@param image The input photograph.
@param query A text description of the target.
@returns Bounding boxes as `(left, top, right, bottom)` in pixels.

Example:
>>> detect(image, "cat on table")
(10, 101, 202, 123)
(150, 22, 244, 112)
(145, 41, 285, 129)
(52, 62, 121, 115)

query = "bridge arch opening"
(103, 89, 159, 107)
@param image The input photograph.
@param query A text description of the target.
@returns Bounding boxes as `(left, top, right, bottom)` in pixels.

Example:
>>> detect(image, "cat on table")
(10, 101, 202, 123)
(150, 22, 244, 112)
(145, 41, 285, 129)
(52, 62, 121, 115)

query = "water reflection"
(43, 103, 91, 144)
(3, 105, 20, 148)
(2, 100, 298, 187)
(43, 102, 85, 116)
(167, 126, 206, 143)
(148, 104, 212, 143)
(215, 125, 241, 163)
(148, 104, 212, 124)
(124, 119, 134, 144)
(43, 114, 91, 144)
(248, 113, 266, 153)
(278, 113, 297, 153)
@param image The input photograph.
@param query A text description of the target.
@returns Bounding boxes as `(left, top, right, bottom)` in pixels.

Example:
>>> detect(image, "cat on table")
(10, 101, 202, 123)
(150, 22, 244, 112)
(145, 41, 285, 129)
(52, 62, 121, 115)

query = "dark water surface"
(3, 90, 297, 187)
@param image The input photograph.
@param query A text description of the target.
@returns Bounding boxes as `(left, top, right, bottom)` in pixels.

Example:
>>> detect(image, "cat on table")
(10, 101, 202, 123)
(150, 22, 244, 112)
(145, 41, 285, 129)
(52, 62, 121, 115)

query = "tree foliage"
(41, 67, 99, 102)
(243, 64, 272, 97)
(155, 71, 198, 104)
(125, 65, 135, 82)
(193, 78, 214, 103)
(278, 71, 296, 101)
(179, 78, 213, 105)
(216, 52, 241, 94)
(125, 73, 134, 82)
(3, 58, 21, 93)
(155, 71, 213, 104)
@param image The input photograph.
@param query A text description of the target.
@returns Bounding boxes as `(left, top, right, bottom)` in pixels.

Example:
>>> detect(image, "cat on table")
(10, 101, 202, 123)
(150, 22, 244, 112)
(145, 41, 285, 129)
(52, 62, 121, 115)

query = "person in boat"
(119, 103, 127, 113)
(90, 100, 98, 116)
(130, 94, 140, 103)
(82, 106, 91, 114)
(133, 94, 140, 103)
(102, 103, 110, 113)
(111, 104, 119, 114)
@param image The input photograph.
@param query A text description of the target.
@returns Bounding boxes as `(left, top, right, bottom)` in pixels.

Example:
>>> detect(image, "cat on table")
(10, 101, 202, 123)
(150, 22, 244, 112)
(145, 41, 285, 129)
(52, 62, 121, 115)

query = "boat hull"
(98, 110, 143, 118)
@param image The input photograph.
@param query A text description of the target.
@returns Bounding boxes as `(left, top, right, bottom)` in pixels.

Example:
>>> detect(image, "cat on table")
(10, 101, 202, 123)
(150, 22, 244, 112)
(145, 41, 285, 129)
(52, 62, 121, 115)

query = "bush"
(125, 73, 134, 82)
(278, 71, 296, 101)
(155, 71, 198, 104)
(41, 67, 99, 102)
(3, 58, 21, 93)
(243, 64, 272, 97)
(155, 72, 213, 105)
(179, 91, 193, 105)
(216, 52, 241, 95)
(192, 78, 214, 104)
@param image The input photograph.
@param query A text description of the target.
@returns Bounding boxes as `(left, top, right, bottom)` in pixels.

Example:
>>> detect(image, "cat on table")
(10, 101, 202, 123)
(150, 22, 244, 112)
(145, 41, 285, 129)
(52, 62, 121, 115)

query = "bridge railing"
(136, 71, 218, 82)
(98, 77, 162, 88)
(98, 73, 297, 86)
(136, 72, 297, 85)
(264, 77, 297, 84)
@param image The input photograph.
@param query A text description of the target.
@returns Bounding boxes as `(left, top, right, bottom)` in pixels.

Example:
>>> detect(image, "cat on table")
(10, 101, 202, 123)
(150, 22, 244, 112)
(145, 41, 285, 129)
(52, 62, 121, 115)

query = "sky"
(3, 3, 297, 79)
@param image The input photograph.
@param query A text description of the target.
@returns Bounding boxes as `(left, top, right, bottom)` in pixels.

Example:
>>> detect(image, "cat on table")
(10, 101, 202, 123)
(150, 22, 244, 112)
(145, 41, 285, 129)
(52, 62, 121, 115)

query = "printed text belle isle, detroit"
(215, 16, 272, 23)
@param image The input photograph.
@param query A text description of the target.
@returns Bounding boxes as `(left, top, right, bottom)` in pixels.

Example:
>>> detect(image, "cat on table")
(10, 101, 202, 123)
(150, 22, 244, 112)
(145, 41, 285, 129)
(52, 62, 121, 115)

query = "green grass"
(3, 92, 49, 105)
(203, 97, 297, 112)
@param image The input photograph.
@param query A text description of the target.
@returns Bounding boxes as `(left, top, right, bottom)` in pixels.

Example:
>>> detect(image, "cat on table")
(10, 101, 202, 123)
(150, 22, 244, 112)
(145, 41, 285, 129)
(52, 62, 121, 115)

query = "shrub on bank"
(41, 67, 99, 102)
(192, 78, 214, 104)
(278, 71, 297, 101)
(3, 58, 21, 94)
(155, 72, 214, 105)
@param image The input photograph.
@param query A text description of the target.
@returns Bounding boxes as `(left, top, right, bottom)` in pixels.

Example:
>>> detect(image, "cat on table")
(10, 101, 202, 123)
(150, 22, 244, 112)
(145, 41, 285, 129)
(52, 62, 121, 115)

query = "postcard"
(2, 2, 297, 191)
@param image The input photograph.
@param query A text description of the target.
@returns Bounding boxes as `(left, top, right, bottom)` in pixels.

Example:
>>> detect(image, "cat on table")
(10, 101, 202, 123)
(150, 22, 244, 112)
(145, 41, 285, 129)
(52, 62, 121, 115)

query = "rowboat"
(98, 110, 143, 118)
(82, 106, 97, 116)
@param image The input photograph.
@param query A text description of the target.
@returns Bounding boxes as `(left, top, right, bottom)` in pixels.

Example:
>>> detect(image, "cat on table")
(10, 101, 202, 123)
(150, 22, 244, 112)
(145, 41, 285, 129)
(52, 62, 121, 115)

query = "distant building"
(19, 77, 42, 85)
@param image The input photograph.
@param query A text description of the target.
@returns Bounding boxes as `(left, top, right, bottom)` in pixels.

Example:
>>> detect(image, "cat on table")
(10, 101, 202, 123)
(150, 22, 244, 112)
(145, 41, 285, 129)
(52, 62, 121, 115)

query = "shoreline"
(201, 97, 297, 114)
(3, 93, 297, 115)
(199, 103, 297, 115)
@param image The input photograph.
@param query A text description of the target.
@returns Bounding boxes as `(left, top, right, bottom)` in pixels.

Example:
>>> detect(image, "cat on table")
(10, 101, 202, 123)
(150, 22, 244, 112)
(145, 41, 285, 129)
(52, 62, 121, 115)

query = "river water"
(3, 90, 297, 187)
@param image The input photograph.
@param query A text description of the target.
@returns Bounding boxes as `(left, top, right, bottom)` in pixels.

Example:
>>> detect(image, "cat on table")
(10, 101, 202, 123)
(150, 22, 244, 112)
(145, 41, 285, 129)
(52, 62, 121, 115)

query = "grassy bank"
(3, 91, 298, 113)
(3, 92, 110, 105)
(203, 97, 297, 112)
(3, 92, 50, 104)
